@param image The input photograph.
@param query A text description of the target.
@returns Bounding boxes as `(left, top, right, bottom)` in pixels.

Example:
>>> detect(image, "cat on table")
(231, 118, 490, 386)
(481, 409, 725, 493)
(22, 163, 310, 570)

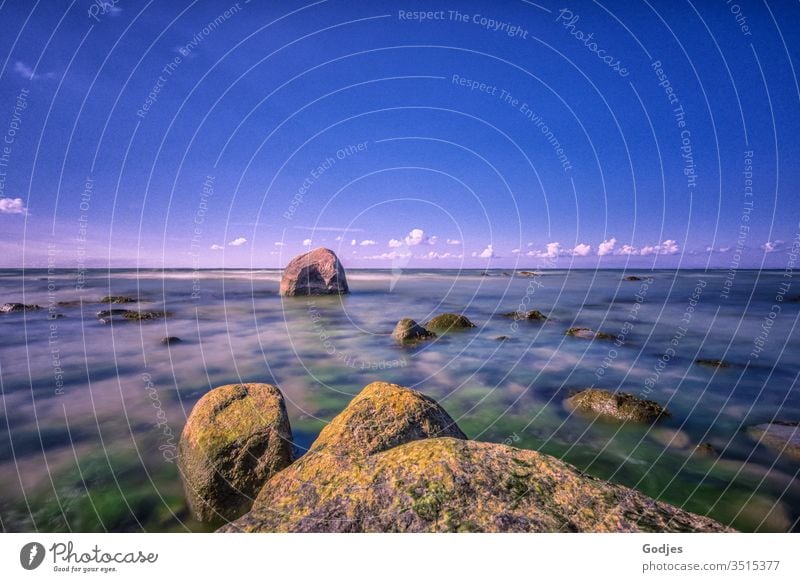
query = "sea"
(0, 268, 798, 532)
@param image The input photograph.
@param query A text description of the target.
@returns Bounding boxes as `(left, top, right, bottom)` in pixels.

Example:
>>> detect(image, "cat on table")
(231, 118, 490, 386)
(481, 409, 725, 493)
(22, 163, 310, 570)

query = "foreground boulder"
(392, 318, 436, 345)
(747, 421, 800, 459)
(565, 389, 669, 423)
(280, 247, 349, 296)
(310, 382, 465, 458)
(178, 383, 293, 523)
(1, 303, 40, 313)
(220, 382, 728, 532)
(425, 313, 476, 332)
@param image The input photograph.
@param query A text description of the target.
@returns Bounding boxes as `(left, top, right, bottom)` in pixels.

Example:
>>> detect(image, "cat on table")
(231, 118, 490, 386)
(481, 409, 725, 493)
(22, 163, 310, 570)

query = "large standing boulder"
(178, 383, 293, 523)
(279, 247, 349, 296)
(219, 382, 729, 533)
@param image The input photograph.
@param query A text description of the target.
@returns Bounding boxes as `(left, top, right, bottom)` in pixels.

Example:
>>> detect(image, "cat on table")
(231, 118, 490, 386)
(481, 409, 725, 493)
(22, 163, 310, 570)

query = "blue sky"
(0, 0, 798, 268)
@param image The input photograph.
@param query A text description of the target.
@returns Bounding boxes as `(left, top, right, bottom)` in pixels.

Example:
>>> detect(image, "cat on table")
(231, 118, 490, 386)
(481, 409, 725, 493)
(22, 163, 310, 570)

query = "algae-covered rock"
(96, 309, 169, 324)
(392, 318, 436, 345)
(1, 303, 40, 313)
(310, 381, 465, 457)
(425, 313, 476, 332)
(747, 421, 800, 459)
(223, 438, 730, 533)
(99, 296, 137, 304)
(565, 327, 615, 340)
(178, 383, 293, 523)
(279, 247, 349, 296)
(502, 310, 547, 321)
(565, 389, 669, 423)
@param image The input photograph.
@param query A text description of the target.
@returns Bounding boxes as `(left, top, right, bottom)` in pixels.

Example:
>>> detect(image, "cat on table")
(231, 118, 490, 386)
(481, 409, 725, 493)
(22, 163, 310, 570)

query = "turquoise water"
(0, 268, 798, 532)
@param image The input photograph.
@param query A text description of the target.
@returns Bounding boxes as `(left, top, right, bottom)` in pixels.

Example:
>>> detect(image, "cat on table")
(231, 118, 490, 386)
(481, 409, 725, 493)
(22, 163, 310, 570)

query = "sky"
(0, 0, 798, 269)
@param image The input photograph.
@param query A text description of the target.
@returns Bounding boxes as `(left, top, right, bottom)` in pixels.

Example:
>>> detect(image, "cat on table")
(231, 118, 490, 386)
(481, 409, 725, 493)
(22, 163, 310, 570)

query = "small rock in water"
(425, 313, 476, 332)
(96, 309, 168, 324)
(517, 271, 538, 277)
(623, 275, 644, 281)
(565, 327, 614, 340)
(692, 442, 719, 458)
(161, 336, 183, 345)
(565, 389, 669, 423)
(695, 358, 731, 369)
(1, 303, 41, 313)
(99, 296, 137, 304)
(747, 421, 800, 459)
(279, 247, 349, 296)
(494, 336, 510, 341)
(392, 318, 436, 345)
(502, 310, 547, 321)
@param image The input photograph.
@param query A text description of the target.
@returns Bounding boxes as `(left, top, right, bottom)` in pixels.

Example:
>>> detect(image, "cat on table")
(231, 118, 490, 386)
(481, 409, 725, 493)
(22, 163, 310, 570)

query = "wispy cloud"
(761, 240, 784, 253)
(14, 61, 54, 81)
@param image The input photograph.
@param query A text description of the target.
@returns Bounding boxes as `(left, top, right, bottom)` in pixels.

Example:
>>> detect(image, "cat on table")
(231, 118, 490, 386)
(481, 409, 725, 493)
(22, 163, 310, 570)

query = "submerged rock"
(623, 275, 644, 281)
(695, 359, 731, 369)
(56, 300, 85, 307)
(747, 421, 800, 460)
(96, 309, 169, 324)
(178, 383, 294, 523)
(502, 310, 547, 321)
(692, 442, 719, 458)
(99, 296, 137, 304)
(161, 336, 183, 345)
(517, 271, 538, 277)
(565, 389, 669, 423)
(425, 313, 476, 332)
(565, 327, 615, 340)
(221, 383, 728, 533)
(392, 318, 436, 345)
(1, 303, 41, 313)
(279, 247, 349, 296)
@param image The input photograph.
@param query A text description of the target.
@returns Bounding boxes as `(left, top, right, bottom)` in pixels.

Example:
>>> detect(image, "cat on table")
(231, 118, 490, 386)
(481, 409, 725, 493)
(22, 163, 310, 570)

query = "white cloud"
(446, 238, 461, 245)
(388, 238, 402, 248)
(273, 242, 285, 247)
(571, 243, 592, 257)
(405, 228, 429, 246)
(473, 244, 495, 259)
(210, 244, 224, 251)
(640, 240, 679, 256)
(0, 197, 27, 214)
(334, 235, 343, 242)
(619, 244, 638, 255)
(360, 239, 377, 246)
(13, 61, 53, 81)
(228, 237, 248, 247)
(527, 242, 562, 259)
(762, 240, 784, 253)
(350, 239, 356, 246)
(303, 239, 313, 247)
(597, 237, 617, 256)
(511, 248, 520, 254)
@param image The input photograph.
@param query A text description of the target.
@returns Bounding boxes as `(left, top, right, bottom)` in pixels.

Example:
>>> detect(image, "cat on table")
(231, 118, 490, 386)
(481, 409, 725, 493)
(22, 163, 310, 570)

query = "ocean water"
(0, 268, 798, 532)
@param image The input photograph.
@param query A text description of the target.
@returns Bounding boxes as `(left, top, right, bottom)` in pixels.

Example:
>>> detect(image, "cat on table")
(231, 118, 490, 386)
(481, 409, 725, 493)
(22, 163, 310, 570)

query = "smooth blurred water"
(1, 268, 798, 532)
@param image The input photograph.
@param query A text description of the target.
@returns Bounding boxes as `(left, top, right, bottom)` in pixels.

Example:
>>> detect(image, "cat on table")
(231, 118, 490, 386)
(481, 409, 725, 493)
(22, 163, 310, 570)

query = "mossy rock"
(502, 310, 547, 321)
(223, 438, 730, 533)
(96, 309, 170, 324)
(0, 303, 40, 313)
(746, 421, 800, 459)
(425, 313, 476, 332)
(99, 296, 137, 303)
(565, 327, 615, 340)
(565, 389, 669, 423)
(178, 383, 294, 524)
(310, 381, 465, 457)
(392, 318, 436, 345)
